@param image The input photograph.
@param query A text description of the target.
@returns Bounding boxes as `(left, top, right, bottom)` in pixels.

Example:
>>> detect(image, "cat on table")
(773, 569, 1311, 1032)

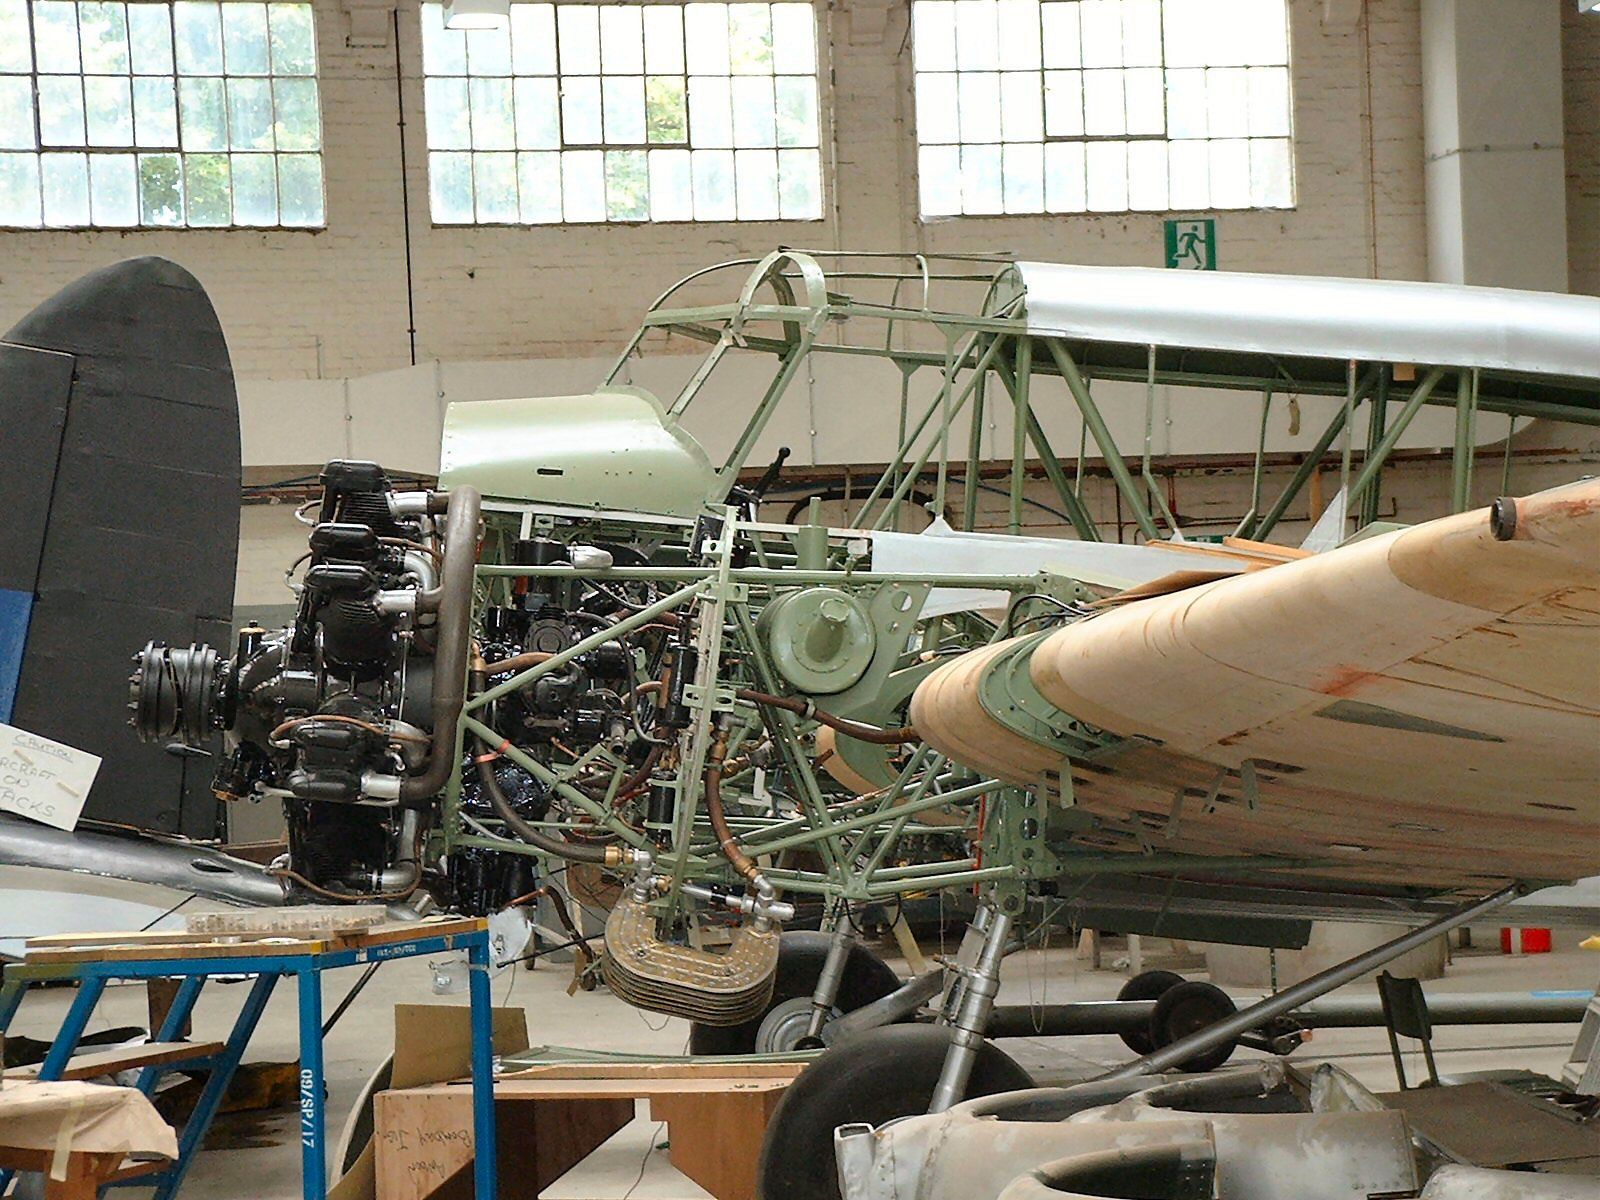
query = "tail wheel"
(1115, 969, 1187, 1055)
(1149, 980, 1239, 1073)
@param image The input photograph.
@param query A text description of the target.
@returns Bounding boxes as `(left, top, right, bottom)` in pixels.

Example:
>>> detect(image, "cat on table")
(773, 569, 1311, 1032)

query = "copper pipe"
(483, 650, 555, 674)
(704, 727, 761, 886)
(736, 689, 920, 745)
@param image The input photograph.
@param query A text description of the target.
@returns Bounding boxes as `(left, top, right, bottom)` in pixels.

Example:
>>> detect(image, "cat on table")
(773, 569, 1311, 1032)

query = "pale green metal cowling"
(438, 386, 718, 519)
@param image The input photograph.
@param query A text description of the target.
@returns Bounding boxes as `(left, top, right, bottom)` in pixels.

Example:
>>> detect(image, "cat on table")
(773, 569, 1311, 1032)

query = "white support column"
(1421, 0, 1568, 290)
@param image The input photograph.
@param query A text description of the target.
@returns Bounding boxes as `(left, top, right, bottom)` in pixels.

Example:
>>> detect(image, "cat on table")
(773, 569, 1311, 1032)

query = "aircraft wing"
(912, 480, 1600, 892)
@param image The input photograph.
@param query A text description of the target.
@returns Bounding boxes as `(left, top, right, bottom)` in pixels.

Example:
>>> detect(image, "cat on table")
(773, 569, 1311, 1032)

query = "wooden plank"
(652, 1087, 784, 1200)
(22, 918, 487, 966)
(413, 1077, 793, 1100)
(500, 1061, 805, 1082)
(9, 1041, 223, 1082)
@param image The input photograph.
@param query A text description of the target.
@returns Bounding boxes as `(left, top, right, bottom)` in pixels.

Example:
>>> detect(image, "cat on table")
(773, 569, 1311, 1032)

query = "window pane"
(174, 2, 224, 73)
(513, 76, 559, 148)
(998, 70, 1040, 142)
(1039, 2, 1079, 69)
(727, 4, 771, 75)
(916, 72, 958, 144)
(466, 27, 509, 76)
(1001, 139, 1041, 212)
(79, 2, 130, 73)
(1085, 138, 1126, 210)
(1205, 67, 1248, 138)
(426, 77, 470, 148)
(1079, 0, 1122, 68)
(777, 145, 817, 217)
(183, 150, 229, 223)
(774, 76, 815, 147)
(510, 3, 555, 74)
(647, 145, 691, 219)
(179, 77, 226, 149)
(228, 77, 274, 149)
(959, 141, 1001, 213)
(33, 1, 81, 73)
(599, 5, 643, 74)
(277, 150, 320, 222)
(268, 3, 316, 74)
(222, 3, 269, 74)
(469, 76, 514, 148)
(954, 0, 997, 71)
(688, 74, 732, 147)
(41, 150, 90, 224)
(642, 5, 683, 73)
(646, 75, 687, 144)
(128, 4, 173, 73)
(229, 148, 276, 222)
(1126, 137, 1166, 208)
(913, 1, 955, 72)
(995, 0, 1040, 71)
(1246, 65, 1289, 137)
(133, 76, 177, 145)
(730, 75, 774, 147)
(0, 76, 35, 149)
(1164, 66, 1205, 138)
(420, 1, 466, 74)
(273, 75, 320, 149)
(1121, 0, 1161, 67)
(1082, 69, 1123, 136)
(0, 151, 42, 225)
(429, 148, 473, 221)
(1166, 137, 1207, 206)
(38, 76, 85, 145)
(683, 3, 728, 74)
(604, 146, 647, 219)
(919, 143, 959, 215)
(957, 71, 1000, 143)
(137, 151, 183, 222)
(516, 148, 561, 221)
(474, 149, 517, 220)
(1207, 136, 1249, 207)
(560, 147, 604, 219)
(1235, 0, 1287, 65)
(561, 75, 601, 143)
(1125, 65, 1163, 134)
(602, 74, 645, 145)
(690, 145, 733, 218)
(771, 3, 814, 74)
(84, 75, 132, 145)
(1248, 135, 1290, 206)
(1044, 139, 1085, 211)
(0, 0, 34, 73)
(733, 146, 776, 219)
(556, 5, 599, 73)
(1043, 69, 1081, 137)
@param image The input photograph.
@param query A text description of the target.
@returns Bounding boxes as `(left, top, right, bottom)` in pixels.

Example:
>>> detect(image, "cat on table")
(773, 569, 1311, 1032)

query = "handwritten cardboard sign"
(0, 722, 101, 831)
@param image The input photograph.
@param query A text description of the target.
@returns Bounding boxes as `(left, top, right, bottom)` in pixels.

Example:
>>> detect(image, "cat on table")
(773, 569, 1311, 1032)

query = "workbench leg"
(297, 968, 327, 1200)
(153, 972, 278, 1200)
(37, 976, 107, 1080)
(137, 976, 207, 1094)
(468, 936, 497, 1200)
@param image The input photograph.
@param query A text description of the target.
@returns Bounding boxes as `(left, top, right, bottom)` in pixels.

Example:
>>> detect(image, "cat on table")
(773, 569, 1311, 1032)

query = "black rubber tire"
(688, 931, 902, 1056)
(1115, 969, 1187, 1055)
(1149, 980, 1239, 1073)
(756, 1024, 1035, 1200)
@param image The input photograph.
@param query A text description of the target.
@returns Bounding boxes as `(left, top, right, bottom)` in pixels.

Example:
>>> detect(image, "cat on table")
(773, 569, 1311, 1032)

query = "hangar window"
(911, 0, 1293, 217)
(0, 0, 325, 228)
(420, 1, 822, 224)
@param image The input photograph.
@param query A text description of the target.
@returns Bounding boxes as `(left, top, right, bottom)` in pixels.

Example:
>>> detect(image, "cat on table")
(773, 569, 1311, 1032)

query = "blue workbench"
(1, 917, 497, 1200)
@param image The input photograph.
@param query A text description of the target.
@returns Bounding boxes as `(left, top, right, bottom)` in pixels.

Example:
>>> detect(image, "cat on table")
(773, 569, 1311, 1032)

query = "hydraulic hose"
(705, 724, 762, 888)
(735, 689, 920, 745)
(398, 484, 481, 804)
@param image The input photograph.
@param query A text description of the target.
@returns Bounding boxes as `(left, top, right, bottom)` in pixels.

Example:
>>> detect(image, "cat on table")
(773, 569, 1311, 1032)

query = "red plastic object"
(1500, 927, 1553, 954)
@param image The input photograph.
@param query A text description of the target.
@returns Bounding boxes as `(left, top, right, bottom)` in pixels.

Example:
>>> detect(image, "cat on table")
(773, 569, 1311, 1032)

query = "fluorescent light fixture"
(444, 0, 509, 29)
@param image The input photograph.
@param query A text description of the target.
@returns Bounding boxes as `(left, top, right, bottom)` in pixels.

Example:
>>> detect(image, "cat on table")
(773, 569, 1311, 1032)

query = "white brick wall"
(0, 0, 1591, 383)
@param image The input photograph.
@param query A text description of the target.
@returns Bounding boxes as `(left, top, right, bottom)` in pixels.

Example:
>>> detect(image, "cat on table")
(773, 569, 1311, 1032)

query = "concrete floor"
(4, 927, 1593, 1200)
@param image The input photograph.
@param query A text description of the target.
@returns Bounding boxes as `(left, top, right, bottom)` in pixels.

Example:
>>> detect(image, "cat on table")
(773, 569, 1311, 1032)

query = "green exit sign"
(1164, 218, 1217, 270)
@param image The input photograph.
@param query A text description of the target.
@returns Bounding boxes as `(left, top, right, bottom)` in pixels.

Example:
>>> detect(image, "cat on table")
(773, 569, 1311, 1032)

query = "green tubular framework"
(429, 248, 1595, 926)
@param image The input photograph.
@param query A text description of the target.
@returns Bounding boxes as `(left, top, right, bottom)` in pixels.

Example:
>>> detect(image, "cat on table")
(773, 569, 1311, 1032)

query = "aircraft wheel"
(756, 1024, 1035, 1200)
(688, 931, 902, 1056)
(1149, 981, 1238, 1073)
(1115, 969, 1187, 1054)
